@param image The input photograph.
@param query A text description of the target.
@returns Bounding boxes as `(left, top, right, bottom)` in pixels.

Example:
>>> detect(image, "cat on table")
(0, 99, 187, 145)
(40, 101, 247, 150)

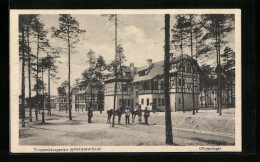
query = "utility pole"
(164, 14, 173, 145)
(112, 14, 118, 127)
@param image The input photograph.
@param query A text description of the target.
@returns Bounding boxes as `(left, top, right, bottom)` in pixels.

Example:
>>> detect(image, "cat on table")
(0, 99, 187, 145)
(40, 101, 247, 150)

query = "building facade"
(71, 84, 104, 111)
(104, 54, 200, 112)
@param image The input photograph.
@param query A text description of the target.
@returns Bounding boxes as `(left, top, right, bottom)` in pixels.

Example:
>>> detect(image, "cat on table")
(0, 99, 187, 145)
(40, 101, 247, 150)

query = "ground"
(19, 108, 235, 146)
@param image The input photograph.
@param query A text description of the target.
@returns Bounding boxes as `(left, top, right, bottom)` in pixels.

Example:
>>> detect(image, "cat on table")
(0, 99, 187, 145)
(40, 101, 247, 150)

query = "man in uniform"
(88, 106, 93, 123)
(144, 107, 150, 125)
(125, 108, 130, 124)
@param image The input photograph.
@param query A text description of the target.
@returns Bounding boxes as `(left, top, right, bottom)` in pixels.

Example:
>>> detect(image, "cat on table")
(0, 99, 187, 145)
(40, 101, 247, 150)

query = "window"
(153, 80, 158, 90)
(153, 98, 157, 105)
(143, 82, 151, 90)
(182, 65, 185, 72)
(147, 98, 149, 106)
(128, 99, 131, 106)
(179, 98, 181, 104)
(158, 98, 161, 106)
(162, 98, 165, 106)
(183, 79, 185, 86)
(139, 71, 146, 76)
(122, 84, 128, 92)
(161, 83, 164, 90)
(141, 99, 144, 105)
(136, 91, 139, 96)
(187, 62, 191, 73)
(212, 91, 214, 94)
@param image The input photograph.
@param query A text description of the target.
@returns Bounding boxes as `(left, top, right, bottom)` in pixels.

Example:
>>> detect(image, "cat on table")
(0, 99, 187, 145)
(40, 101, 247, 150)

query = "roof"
(132, 54, 200, 83)
(132, 61, 164, 83)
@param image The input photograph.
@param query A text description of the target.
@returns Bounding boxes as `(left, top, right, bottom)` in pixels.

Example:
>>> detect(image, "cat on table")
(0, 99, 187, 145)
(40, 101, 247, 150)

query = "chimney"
(130, 62, 135, 74)
(147, 59, 153, 67)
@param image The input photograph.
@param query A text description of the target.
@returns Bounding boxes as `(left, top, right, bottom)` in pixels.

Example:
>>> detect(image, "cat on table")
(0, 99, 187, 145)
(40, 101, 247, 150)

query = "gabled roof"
(132, 61, 164, 83)
(132, 54, 200, 83)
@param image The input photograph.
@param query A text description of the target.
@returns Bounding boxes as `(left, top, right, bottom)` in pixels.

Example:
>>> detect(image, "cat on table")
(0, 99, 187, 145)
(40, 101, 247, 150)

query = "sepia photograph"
(10, 9, 241, 153)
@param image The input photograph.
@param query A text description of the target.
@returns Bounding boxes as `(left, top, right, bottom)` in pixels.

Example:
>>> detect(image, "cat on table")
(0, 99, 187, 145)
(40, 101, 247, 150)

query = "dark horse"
(107, 106, 125, 125)
(130, 108, 142, 124)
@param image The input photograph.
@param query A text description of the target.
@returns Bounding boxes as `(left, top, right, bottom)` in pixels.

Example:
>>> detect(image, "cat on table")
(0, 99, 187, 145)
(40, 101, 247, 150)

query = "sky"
(20, 14, 235, 96)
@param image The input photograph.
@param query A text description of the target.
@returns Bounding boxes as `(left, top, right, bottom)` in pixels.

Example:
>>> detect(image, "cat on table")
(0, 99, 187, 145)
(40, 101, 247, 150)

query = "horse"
(130, 108, 142, 124)
(107, 106, 125, 125)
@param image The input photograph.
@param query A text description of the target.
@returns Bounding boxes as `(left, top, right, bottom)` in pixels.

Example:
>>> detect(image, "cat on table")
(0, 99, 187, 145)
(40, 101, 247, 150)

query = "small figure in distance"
(144, 107, 150, 125)
(88, 106, 93, 123)
(125, 107, 130, 125)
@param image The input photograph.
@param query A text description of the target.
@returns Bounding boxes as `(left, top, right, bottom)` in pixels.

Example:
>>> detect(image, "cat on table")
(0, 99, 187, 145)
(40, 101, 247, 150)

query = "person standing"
(144, 107, 150, 125)
(88, 106, 93, 123)
(125, 108, 130, 124)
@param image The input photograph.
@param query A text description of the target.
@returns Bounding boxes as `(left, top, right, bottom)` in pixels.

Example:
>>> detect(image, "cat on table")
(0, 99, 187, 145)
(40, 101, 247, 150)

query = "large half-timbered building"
(103, 54, 200, 112)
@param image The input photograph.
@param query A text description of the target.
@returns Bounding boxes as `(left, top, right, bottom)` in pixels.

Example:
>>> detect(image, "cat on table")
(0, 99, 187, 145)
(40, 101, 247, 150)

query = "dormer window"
(139, 70, 146, 76)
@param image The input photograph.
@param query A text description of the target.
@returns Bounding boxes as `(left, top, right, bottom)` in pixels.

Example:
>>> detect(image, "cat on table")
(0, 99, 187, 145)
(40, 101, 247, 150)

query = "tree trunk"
(112, 14, 118, 127)
(180, 23, 185, 113)
(164, 14, 173, 145)
(85, 90, 87, 111)
(218, 27, 222, 116)
(21, 27, 26, 127)
(195, 36, 199, 113)
(68, 30, 72, 120)
(48, 65, 51, 115)
(35, 32, 39, 121)
(26, 25, 32, 122)
(204, 89, 207, 108)
(41, 64, 45, 124)
(78, 92, 79, 113)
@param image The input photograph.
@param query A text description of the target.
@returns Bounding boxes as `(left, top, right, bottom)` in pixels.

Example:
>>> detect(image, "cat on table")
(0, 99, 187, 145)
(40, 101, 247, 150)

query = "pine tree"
(171, 14, 189, 113)
(164, 14, 173, 145)
(31, 16, 50, 120)
(202, 14, 234, 115)
(52, 14, 86, 120)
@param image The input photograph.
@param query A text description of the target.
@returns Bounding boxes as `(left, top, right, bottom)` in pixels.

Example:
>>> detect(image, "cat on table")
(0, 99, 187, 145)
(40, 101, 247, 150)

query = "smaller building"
(71, 84, 104, 111)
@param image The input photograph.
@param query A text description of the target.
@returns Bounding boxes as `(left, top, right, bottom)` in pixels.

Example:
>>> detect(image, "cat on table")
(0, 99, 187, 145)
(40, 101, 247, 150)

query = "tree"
(38, 57, 49, 124)
(19, 15, 27, 127)
(31, 15, 50, 120)
(19, 15, 38, 123)
(116, 44, 126, 102)
(96, 55, 106, 71)
(221, 46, 235, 108)
(103, 14, 118, 127)
(164, 14, 173, 145)
(187, 14, 196, 115)
(200, 64, 215, 108)
(74, 78, 82, 113)
(45, 49, 60, 116)
(57, 85, 66, 111)
(60, 80, 69, 113)
(202, 14, 234, 115)
(172, 14, 190, 113)
(52, 14, 86, 120)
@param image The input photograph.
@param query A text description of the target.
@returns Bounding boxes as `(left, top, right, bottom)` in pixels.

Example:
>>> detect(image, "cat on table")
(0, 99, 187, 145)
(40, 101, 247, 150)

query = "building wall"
(170, 94, 176, 112)
(138, 94, 153, 110)
(175, 93, 199, 111)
